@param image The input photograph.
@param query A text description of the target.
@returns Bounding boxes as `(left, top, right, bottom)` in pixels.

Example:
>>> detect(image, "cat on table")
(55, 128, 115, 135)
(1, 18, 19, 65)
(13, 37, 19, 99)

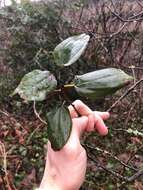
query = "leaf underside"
(12, 69, 57, 101)
(53, 33, 90, 66)
(74, 68, 133, 100)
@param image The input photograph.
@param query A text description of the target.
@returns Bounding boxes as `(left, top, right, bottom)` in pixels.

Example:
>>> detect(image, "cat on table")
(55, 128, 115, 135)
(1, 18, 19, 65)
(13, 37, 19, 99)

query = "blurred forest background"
(0, 0, 143, 189)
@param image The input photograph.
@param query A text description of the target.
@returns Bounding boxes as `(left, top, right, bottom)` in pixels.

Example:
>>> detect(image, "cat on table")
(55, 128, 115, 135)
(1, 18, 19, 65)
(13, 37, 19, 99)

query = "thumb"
(59, 116, 88, 155)
(71, 116, 88, 139)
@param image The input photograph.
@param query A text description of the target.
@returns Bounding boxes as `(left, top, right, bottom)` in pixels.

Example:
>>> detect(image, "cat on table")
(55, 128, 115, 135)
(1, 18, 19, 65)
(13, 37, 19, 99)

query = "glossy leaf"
(74, 68, 133, 100)
(53, 33, 90, 66)
(46, 105, 72, 151)
(12, 69, 57, 101)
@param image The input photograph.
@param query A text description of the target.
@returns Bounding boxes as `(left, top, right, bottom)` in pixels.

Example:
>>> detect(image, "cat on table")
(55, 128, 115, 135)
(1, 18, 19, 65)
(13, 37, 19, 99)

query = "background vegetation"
(0, 0, 143, 189)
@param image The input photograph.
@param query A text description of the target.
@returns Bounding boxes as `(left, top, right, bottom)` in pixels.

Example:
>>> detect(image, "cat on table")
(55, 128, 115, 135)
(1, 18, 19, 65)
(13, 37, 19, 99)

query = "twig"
(107, 78, 143, 112)
(119, 169, 143, 187)
(84, 144, 137, 171)
(0, 109, 9, 116)
(87, 146, 143, 184)
(87, 154, 127, 181)
(126, 144, 143, 166)
(118, 22, 140, 65)
(120, 65, 143, 70)
(26, 123, 43, 145)
(136, 0, 143, 9)
(131, 66, 136, 84)
(33, 101, 47, 125)
(107, 6, 143, 22)
(109, 23, 127, 38)
(127, 169, 143, 182)
(0, 141, 11, 190)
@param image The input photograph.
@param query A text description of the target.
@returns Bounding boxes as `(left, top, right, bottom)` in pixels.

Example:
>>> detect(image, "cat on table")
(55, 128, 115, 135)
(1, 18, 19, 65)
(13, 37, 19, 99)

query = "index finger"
(68, 100, 93, 118)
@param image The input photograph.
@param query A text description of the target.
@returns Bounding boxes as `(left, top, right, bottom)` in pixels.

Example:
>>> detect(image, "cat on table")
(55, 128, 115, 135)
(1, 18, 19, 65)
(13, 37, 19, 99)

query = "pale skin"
(38, 100, 110, 190)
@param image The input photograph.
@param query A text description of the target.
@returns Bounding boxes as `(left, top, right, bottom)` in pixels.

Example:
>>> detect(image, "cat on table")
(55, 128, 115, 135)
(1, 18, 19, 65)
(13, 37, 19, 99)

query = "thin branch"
(0, 109, 9, 116)
(107, 6, 143, 22)
(126, 144, 143, 165)
(119, 169, 143, 187)
(33, 101, 47, 125)
(87, 154, 127, 181)
(107, 78, 143, 112)
(0, 141, 11, 190)
(87, 145, 143, 184)
(26, 123, 43, 145)
(109, 23, 127, 38)
(84, 144, 138, 171)
(127, 169, 143, 182)
(136, 0, 143, 9)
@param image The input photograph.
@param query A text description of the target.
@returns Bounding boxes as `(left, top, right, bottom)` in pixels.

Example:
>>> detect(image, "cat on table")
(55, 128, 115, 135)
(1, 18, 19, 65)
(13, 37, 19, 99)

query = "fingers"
(86, 113, 95, 132)
(68, 100, 109, 136)
(71, 113, 108, 138)
(68, 100, 92, 118)
(69, 100, 110, 120)
(94, 111, 110, 120)
(94, 114, 108, 136)
(85, 113, 108, 135)
(68, 104, 79, 118)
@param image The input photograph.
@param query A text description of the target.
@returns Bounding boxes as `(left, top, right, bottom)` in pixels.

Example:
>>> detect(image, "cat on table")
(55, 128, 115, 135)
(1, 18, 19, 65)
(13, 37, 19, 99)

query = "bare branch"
(87, 154, 127, 181)
(107, 78, 143, 112)
(33, 101, 47, 125)
(0, 109, 9, 116)
(127, 169, 143, 182)
(84, 144, 138, 171)
(107, 6, 143, 22)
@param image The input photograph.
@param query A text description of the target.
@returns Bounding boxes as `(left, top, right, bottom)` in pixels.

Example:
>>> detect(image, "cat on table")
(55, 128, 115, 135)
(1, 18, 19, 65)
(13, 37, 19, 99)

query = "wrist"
(36, 184, 61, 190)
(36, 186, 60, 190)
(38, 175, 62, 190)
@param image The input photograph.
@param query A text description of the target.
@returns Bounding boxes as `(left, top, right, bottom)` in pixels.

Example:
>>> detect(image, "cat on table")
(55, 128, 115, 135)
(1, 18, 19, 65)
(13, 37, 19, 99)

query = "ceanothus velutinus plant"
(12, 34, 133, 151)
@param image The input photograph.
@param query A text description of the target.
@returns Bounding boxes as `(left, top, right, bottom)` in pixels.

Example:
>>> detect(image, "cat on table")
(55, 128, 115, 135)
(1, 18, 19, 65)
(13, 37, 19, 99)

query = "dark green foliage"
(46, 104, 72, 151)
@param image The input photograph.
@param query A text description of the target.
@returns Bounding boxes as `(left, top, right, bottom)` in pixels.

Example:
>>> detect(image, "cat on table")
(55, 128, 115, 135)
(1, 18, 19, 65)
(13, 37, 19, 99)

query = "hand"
(39, 100, 110, 190)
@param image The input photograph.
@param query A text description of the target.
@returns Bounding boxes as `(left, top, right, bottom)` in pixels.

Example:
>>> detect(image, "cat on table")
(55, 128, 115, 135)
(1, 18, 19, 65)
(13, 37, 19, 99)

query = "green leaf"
(53, 33, 90, 66)
(12, 70, 57, 101)
(46, 105, 72, 151)
(74, 68, 133, 100)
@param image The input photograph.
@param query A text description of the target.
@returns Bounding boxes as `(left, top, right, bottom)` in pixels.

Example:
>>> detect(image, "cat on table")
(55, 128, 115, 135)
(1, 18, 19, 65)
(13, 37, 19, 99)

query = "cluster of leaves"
(12, 33, 133, 150)
(1, 0, 143, 189)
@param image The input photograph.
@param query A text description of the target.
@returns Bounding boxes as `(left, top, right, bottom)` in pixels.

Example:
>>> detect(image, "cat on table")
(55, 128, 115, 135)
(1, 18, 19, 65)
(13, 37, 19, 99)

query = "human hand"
(39, 100, 110, 190)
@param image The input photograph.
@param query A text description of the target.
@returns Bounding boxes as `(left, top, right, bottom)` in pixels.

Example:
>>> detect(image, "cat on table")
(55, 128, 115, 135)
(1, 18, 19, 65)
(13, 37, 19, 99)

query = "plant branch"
(0, 141, 11, 190)
(84, 144, 137, 171)
(107, 6, 143, 22)
(127, 169, 143, 182)
(119, 169, 143, 188)
(87, 154, 127, 181)
(107, 78, 143, 112)
(87, 145, 143, 184)
(0, 109, 9, 116)
(33, 101, 47, 125)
